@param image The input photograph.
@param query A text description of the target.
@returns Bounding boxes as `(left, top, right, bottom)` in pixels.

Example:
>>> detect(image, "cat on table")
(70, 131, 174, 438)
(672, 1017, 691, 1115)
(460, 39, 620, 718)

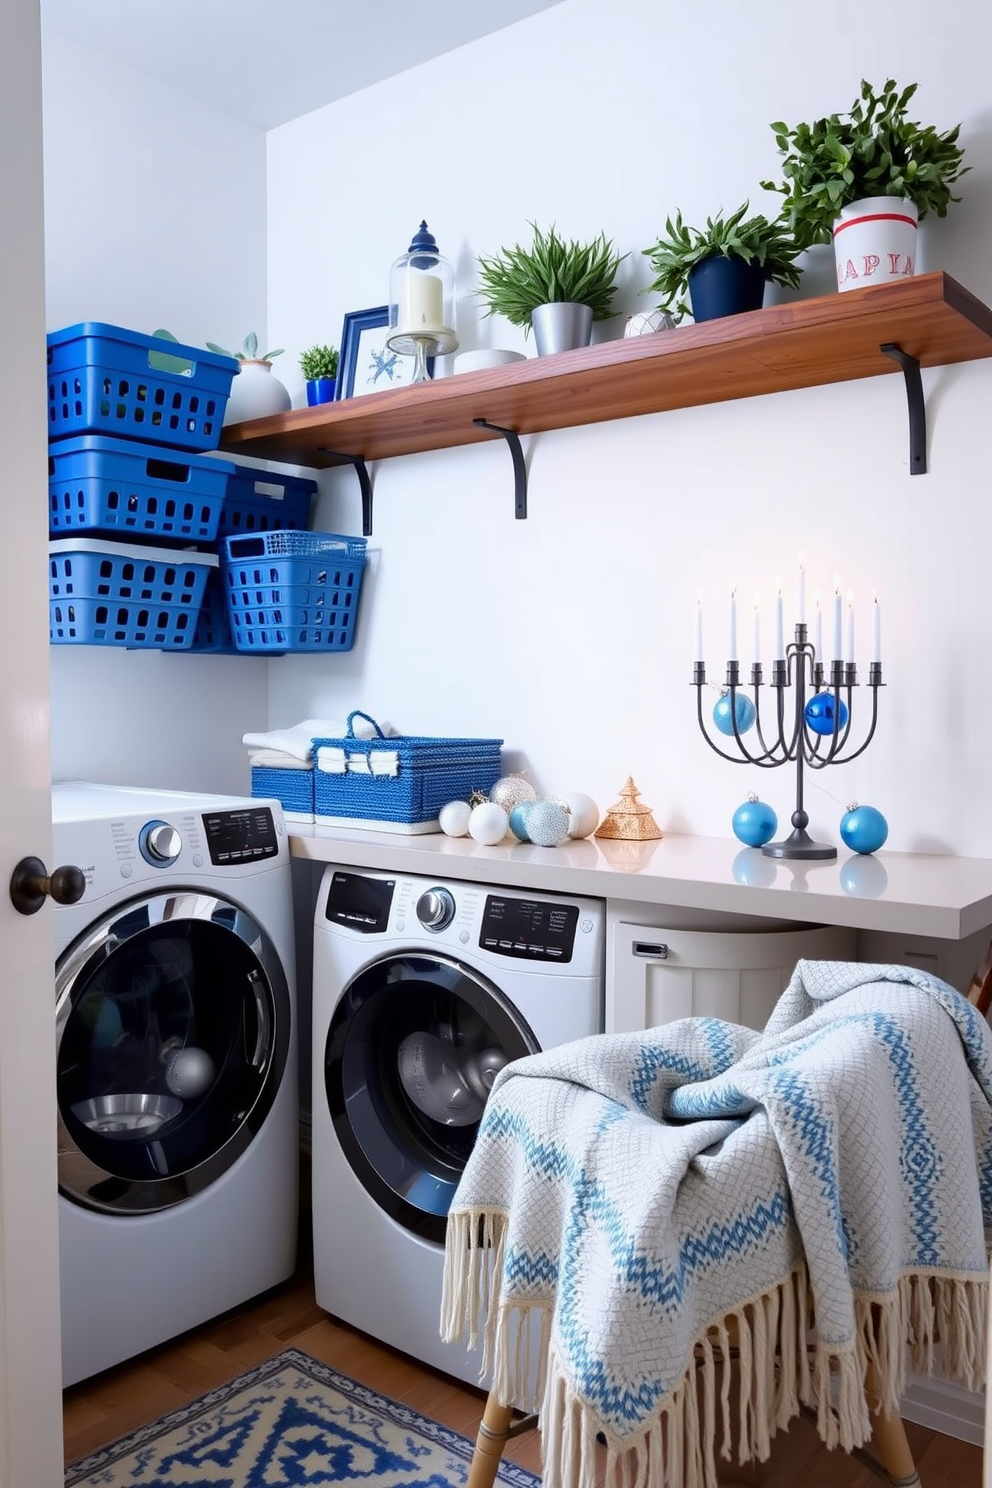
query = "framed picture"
(335, 305, 434, 399)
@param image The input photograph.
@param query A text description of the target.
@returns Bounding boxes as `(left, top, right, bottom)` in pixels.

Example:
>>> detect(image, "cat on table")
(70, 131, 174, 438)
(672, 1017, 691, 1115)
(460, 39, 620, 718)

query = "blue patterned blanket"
(442, 962, 992, 1488)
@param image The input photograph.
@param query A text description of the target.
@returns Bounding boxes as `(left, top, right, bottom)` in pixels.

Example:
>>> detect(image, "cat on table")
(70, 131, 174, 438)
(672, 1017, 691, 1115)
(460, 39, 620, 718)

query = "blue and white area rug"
(65, 1347, 540, 1488)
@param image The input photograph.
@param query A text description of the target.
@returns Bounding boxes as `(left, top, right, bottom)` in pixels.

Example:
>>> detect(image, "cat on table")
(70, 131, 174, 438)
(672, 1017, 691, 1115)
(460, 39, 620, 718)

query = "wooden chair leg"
(466, 1391, 516, 1488)
(864, 1360, 920, 1487)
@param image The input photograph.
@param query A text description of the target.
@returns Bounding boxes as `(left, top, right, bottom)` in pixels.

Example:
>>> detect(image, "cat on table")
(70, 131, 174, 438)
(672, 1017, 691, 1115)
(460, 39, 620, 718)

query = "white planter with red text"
(833, 196, 918, 292)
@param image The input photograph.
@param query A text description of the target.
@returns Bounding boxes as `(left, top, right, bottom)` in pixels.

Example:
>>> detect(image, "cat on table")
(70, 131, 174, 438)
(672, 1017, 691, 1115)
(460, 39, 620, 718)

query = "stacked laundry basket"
(46, 323, 366, 653)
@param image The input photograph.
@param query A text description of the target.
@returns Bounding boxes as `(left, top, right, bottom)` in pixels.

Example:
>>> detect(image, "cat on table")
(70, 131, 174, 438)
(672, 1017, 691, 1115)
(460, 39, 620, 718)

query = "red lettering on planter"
(862, 254, 880, 276)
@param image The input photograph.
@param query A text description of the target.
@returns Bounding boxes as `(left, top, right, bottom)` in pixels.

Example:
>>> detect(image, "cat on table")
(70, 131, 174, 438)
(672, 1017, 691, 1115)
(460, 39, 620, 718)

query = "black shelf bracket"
(880, 343, 926, 475)
(318, 449, 374, 535)
(473, 419, 528, 518)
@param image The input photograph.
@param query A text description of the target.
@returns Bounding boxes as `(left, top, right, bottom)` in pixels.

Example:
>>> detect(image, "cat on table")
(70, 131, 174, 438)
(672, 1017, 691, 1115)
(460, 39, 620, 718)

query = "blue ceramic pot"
(306, 377, 336, 406)
(688, 254, 766, 323)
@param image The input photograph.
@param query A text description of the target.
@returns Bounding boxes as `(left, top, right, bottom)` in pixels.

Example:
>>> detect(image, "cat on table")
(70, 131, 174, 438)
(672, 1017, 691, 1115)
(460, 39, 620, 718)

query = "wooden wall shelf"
(219, 273, 992, 529)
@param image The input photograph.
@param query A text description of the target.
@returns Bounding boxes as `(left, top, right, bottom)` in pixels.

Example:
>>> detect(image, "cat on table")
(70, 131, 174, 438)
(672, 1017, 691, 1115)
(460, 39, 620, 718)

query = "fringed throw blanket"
(441, 961, 992, 1488)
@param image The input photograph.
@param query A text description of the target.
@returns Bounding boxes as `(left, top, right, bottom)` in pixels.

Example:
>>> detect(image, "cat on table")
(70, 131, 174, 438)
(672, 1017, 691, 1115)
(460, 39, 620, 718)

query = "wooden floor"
(63, 1189, 983, 1487)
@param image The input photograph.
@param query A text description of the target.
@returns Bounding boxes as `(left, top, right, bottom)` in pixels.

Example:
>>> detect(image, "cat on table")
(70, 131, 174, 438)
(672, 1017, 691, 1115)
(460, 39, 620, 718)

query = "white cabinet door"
(0, 1, 65, 1481)
(608, 918, 857, 1035)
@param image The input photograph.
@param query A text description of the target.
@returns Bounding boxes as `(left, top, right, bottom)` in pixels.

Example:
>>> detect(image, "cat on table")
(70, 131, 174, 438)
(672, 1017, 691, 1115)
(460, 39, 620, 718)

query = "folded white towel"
(242, 715, 391, 762)
(248, 748, 315, 770)
(317, 745, 400, 778)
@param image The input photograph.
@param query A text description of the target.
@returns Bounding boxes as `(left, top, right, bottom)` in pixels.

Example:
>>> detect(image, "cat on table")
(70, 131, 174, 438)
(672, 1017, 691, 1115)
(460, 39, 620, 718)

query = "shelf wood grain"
(219, 272, 992, 470)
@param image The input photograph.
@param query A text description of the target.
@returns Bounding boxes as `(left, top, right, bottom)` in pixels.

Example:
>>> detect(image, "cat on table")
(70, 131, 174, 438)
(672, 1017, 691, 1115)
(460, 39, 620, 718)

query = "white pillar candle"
(796, 551, 805, 623)
(774, 579, 784, 660)
(813, 590, 823, 659)
(398, 269, 444, 333)
(832, 577, 843, 662)
(871, 590, 881, 663)
(728, 588, 738, 662)
(695, 592, 703, 662)
(752, 593, 760, 666)
(845, 590, 855, 663)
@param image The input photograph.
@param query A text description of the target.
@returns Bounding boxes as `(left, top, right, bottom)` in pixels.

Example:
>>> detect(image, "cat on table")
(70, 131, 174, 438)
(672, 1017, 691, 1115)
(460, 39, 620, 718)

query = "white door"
(0, 0, 66, 1482)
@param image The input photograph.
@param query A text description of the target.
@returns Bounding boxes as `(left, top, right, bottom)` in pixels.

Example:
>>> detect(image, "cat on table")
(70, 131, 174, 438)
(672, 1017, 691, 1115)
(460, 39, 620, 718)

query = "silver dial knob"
(143, 822, 181, 864)
(416, 887, 456, 932)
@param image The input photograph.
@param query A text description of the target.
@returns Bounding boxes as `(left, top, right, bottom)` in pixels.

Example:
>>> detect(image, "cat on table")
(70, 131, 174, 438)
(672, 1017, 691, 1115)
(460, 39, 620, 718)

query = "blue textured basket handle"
(345, 711, 387, 757)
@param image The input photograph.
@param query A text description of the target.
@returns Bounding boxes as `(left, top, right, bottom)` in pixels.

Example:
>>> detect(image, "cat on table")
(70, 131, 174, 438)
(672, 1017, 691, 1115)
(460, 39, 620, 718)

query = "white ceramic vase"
(833, 196, 918, 294)
(223, 359, 292, 424)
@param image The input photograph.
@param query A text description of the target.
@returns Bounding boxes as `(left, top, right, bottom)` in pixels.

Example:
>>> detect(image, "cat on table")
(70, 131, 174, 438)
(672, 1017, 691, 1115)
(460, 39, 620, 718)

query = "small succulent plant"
(205, 332, 284, 364)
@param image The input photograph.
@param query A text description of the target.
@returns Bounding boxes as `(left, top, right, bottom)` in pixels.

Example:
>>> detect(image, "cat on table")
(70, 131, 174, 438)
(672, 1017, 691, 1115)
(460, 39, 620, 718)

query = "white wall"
(42, 29, 270, 794)
(265, 0, 992, 858)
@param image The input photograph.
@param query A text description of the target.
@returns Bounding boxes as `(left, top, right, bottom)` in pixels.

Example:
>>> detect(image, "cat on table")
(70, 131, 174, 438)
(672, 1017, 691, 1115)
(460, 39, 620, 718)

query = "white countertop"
(289, 826, 992, 941)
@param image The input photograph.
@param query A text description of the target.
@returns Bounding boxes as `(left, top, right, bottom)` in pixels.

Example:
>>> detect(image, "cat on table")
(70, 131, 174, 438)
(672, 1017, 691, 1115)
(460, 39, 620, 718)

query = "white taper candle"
(845, 589, 855, 664)
(729, 587, 738, 662)
(695, 592, 703, 662)
(774, 578, 784, 660)
(832, 576, 842, 662)
(871, 590, 881, 664)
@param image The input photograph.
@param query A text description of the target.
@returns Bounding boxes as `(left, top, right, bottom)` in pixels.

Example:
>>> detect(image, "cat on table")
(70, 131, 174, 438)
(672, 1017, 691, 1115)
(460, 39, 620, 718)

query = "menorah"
(693, 581, 884, 861)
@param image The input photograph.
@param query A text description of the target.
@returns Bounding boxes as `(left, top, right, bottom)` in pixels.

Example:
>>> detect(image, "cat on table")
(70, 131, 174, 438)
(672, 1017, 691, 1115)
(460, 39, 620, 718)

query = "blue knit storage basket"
(222, 530, 367, 654)
(250, 765, 314, 821)
(48, 435, 234, 542)
(218, 466, 316, 538)
(47, 323, 238, 452)
(312, 712, 503, 826)
(49, 538, 217, 649)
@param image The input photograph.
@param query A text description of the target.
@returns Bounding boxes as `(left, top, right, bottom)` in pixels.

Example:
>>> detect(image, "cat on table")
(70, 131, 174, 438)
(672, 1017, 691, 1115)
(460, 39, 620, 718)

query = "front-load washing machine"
(52, 781, 299, 1387)
(311, 866, 605, 1385)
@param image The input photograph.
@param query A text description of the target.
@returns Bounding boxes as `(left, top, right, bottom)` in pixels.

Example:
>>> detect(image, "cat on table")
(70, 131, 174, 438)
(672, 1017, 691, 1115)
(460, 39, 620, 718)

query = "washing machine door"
(325, 951, 536, 1244)
(56, 890, 290, 1215)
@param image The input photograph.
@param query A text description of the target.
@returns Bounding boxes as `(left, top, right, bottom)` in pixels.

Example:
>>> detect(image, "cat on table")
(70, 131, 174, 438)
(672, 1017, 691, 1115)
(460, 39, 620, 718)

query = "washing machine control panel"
(324, 871, 396, 932)
(479, 894, 579, 963)
(202, 806, 279, 866)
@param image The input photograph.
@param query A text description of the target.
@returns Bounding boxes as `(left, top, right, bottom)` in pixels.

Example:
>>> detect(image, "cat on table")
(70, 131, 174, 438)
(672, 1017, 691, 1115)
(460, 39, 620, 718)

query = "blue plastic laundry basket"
(47, 323, 238, 452)
(222, 530, 367, 654)
(218, 466, 316, 538)
(49, 538, 217, 649)
(48, 435, 234, 542)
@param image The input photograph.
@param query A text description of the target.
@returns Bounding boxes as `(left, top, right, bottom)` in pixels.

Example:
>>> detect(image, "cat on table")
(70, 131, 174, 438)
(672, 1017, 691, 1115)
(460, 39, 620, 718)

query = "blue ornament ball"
(840, 803, 888, 855)
(507, 802, 534, 843)
(713, 691, 756, 736)
(803, 692, 850, 736)
(732, 797, 778, 848)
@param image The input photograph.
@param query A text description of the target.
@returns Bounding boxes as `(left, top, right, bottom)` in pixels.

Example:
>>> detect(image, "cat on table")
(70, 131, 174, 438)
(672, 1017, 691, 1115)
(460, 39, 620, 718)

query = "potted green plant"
(761, 78, 968, 292)
(642, 202, 803, 323)
(476, 223, 627, 355)
(300, 343, 340, 406)
(206, 332, 290, 424)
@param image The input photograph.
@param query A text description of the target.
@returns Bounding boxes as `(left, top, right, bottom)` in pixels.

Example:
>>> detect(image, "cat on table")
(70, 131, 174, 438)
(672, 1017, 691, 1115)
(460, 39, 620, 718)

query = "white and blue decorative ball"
(840, 802, 888, 855)
(804, 693, 850, 736)
(713, 691, 756, 736)
(732, 796, 778, 848)
(526, 800, 571, 847)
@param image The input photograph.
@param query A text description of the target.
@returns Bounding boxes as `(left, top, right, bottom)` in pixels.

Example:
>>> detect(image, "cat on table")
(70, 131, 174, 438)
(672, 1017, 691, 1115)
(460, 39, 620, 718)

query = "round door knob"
(9, 856, 85, 916)
(140, 821, 181, 865)
(416, 887, 456, 932)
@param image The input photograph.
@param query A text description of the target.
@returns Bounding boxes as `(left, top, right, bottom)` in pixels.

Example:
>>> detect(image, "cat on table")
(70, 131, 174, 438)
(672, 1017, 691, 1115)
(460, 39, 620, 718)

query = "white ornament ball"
(468, 801, 509, 846)
(624, 309, 676, 337)
(439, 800, 472, 837)
(561, 792, 600, 839)
(489, 774, 538, 812)
(526, 800, 571, 848)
